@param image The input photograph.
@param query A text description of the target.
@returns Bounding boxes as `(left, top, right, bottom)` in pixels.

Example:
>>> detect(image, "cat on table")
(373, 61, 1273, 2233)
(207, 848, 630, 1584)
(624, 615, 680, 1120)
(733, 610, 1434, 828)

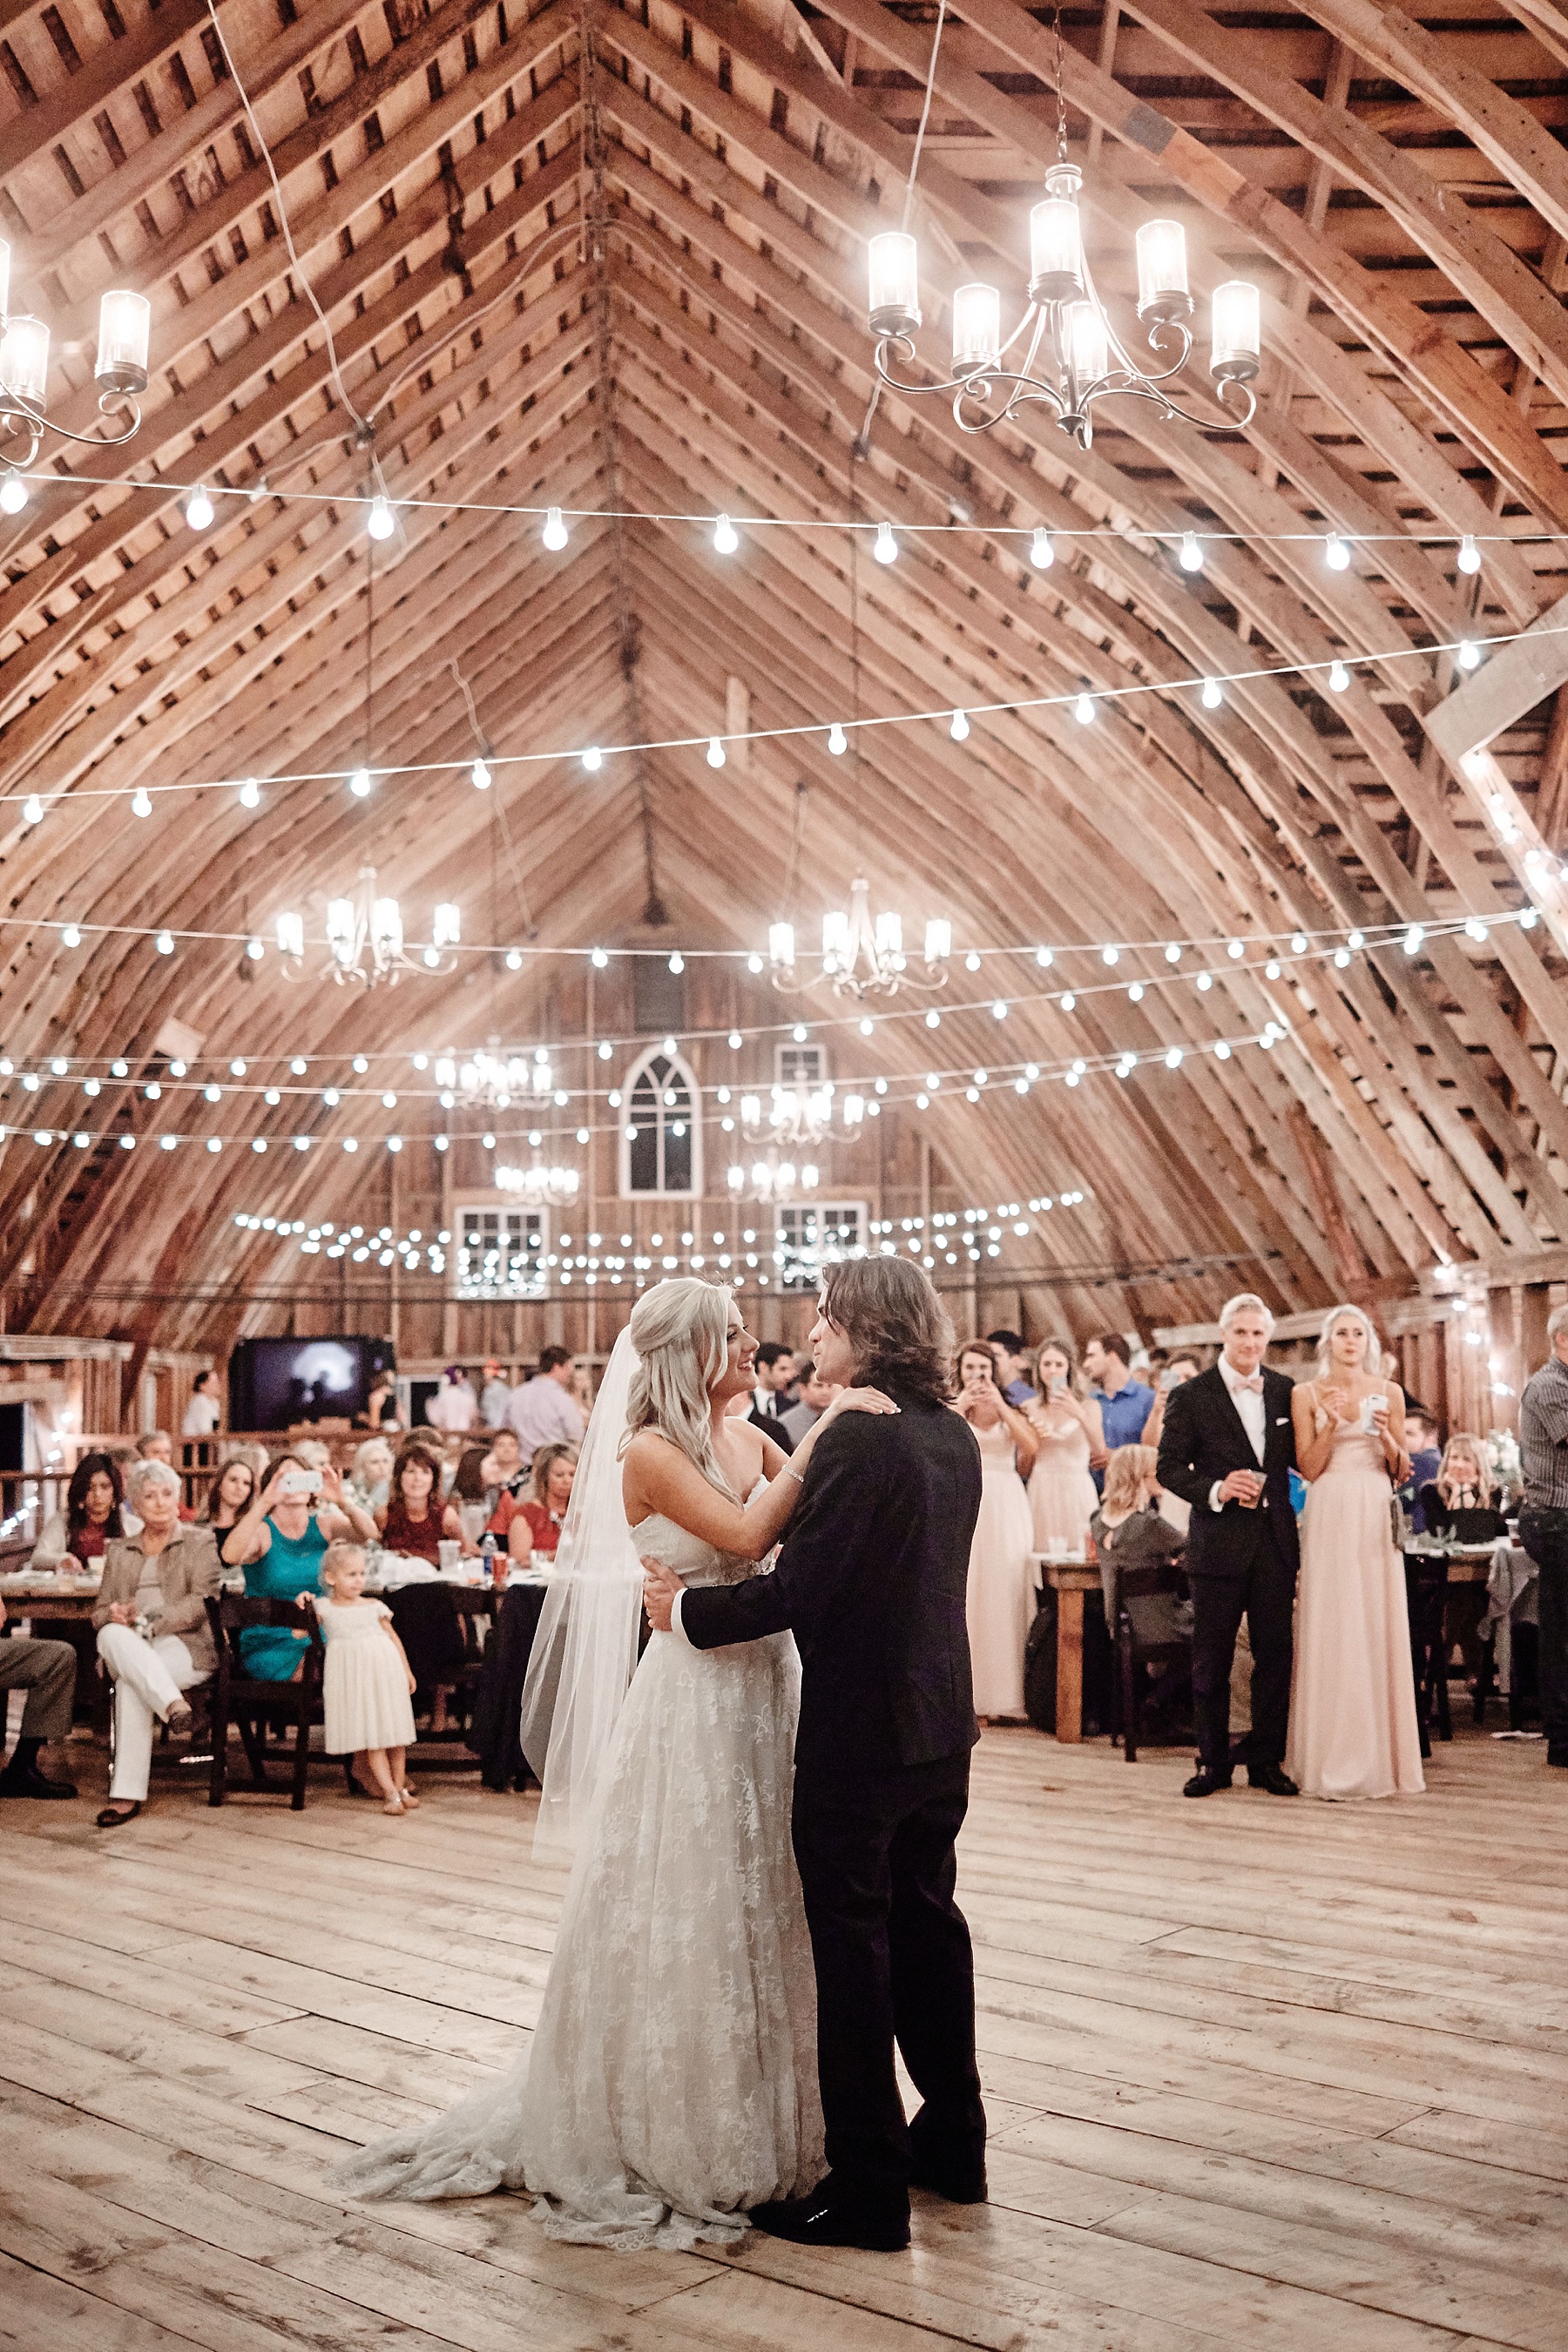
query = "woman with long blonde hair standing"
(335, 1279, 891, 2247)
(1288, 1304, 1423, 1800)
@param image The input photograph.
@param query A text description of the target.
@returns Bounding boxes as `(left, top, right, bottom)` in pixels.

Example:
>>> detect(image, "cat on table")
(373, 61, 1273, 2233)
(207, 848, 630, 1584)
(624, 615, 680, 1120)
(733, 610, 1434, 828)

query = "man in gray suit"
(780, 1362, 839, 1450)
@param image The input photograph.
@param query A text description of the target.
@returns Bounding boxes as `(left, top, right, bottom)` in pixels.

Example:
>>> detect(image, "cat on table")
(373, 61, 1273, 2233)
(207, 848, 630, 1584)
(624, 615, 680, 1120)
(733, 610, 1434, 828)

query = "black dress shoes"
(1547, 1746, 1568, 1768)
(909, 2153, 988, 2204)
(1182, 1764, 1233, 1798)
(1247, 1763, 1299, 1795)
(0, 1761, 78, 1800)
(750, 2181, 910, 2251)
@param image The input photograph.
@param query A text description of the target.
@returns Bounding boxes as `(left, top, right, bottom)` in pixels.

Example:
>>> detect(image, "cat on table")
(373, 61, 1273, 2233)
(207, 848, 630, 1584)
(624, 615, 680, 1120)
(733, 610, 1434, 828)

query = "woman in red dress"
(492, 1442, 578, 1565)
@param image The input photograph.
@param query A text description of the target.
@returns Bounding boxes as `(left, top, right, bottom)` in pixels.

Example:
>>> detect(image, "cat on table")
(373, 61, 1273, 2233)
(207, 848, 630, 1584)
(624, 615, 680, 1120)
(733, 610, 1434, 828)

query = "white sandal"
(382, 1792, 406, 1815)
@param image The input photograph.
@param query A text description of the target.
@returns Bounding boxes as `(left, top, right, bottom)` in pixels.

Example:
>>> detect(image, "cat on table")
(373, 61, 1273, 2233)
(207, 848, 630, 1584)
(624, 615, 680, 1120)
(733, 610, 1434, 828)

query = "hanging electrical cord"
(902, 0, 949, 234)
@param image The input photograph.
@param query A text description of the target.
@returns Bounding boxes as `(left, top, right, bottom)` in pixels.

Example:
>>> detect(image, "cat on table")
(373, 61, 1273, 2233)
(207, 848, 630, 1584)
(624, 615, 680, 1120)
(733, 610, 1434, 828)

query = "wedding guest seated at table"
(346, 1436, 395, 1516)
(1420, 1433, 1508, 1547)
(196, 1455, 257, 1538)
(0, 1598, 79, 1799)
(449, 1445, 495, 1548)
(1090, 1445, 1186, 1629)
(222, 1455, 378, 1684)
(375, 1442, 470, 1565)
(30, 1450, 137, 1571)
(478, 1426, 528, 1512)
(492, 1442, 578, 1565)
(92, 1460, 222, 1828)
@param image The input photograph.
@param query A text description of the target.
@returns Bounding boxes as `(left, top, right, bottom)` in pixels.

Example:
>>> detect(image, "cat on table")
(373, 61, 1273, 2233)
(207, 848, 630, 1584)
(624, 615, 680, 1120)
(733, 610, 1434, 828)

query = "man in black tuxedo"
(643, 1258, 984, 2252)
(1155, 1292, 1300, 1799)
(744, 1340, 798, 1453)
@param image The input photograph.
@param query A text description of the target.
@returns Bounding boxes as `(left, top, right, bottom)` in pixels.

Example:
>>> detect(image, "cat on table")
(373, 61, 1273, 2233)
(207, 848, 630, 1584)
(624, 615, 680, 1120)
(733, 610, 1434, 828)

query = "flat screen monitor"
(228, 1335, 394, 1431)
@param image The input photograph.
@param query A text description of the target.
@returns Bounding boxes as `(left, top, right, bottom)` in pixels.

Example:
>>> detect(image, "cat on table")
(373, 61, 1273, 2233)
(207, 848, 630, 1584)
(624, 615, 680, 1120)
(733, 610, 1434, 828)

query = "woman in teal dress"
(221, 1455, 379, 1678)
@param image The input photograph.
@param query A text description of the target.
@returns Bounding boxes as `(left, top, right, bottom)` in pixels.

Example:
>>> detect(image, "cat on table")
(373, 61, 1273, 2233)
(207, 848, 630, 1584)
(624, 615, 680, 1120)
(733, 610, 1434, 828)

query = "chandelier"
(865, 19, 1259, 456)
(497, 1159, 579, 1207)
(727, 1151, 820, 1205)
(741, 1084, 834, 1149)
(1, 243, 151, 506)
(769, 880, 950, 1000)
(275, 868, 460, 986)
(433, 1047, 558, 1112)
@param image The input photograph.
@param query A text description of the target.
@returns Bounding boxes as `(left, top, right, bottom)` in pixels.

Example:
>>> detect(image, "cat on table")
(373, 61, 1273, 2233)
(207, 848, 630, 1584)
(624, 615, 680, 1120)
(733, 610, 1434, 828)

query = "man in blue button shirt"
(1083, 1333, 1155, 1456)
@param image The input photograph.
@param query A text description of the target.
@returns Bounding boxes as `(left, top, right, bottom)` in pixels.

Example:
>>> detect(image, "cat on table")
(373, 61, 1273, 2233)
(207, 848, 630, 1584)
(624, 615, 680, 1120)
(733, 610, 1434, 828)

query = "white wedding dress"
(332, 1506, 824, 2250)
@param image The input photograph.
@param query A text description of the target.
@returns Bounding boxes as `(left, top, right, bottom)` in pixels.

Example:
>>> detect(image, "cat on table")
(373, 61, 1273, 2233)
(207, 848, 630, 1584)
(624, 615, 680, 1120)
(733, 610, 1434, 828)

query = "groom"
(643, 1257, 985, 2252)
(1155, 1290, 1300, 1799)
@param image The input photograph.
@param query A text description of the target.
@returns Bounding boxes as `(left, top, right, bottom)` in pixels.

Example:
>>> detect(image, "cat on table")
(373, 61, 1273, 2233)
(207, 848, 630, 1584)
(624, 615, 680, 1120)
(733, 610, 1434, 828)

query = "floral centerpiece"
(1485, 1427, 1522, 1502)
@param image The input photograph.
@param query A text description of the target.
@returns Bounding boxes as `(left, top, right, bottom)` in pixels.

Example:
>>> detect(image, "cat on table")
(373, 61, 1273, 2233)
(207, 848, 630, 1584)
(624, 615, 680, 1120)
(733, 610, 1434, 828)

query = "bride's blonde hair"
(621, 1278, 735, 1490)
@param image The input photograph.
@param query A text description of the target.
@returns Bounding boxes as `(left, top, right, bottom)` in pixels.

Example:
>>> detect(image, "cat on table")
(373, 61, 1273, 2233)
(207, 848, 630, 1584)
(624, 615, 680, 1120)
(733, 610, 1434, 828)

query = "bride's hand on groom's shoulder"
(820, 1386, 899, 1427)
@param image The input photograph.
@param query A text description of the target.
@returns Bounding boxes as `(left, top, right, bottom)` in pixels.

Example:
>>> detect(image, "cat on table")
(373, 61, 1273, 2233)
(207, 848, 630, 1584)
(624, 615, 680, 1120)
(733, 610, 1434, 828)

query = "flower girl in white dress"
(308, 1541, 417, 1815)
(332, 1280, 893, 2249)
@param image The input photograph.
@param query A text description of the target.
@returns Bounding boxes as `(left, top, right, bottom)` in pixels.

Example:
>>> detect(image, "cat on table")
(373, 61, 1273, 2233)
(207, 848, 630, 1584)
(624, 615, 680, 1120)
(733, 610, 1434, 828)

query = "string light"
(471, 758, 491, 790)
(367, 493, 395, 541)
(185, 484, 213, 531)
(1075, 693, 1095, 724)
(22, 794, 42, 826)
(1179, 532, 1203, 573)
(1201, 678, 1223, 709)
(239, 777, 260, 808)
(1031, 528, 1054, 568)
(950, 710, 970, 740)
(1328, 659, 1350, 693)
(828, 723, 848, 754)
(706, 738, 726, 768)
(1457, 639, 1481, 671)
(1325, 534, 1350, 571)
(1456, 535, 1481, 575)
(348, 767, 372, 798)
(131, 787, 152, 818)
(542, 506, 569, 551)
(873, 521, 898, 564)
(0, 474, 25, 515)
(713, 514, 740, 555)
(582, 747, 603, 772)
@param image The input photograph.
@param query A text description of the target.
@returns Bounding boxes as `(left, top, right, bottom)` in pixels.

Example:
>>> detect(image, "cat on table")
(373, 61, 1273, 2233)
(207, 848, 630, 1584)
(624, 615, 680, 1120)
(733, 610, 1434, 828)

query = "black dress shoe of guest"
(750, 2184, 910, 2251)
(1182, 1764, 1233, 1798)
(1247, 1764, 1299, 1796)
(909, 2152, 988, 2204)
(0, 1761, 78, 1799)
(1547, 1746, 1568, 1768)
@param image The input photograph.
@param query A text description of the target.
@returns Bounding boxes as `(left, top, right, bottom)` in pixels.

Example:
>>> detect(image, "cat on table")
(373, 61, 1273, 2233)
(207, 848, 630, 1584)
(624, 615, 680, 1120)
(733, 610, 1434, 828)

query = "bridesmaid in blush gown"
(953, 1342, 1037, 1720)
(1288, 1305, 1423, 1801)
(1025, 1339, 1105, 1556)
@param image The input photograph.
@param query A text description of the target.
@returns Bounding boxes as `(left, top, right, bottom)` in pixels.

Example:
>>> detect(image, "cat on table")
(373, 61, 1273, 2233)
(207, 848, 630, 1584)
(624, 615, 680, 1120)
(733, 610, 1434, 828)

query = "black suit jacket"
(1155, 1364, 1300, 1578)
(679, 1389, 982, 1776)
(746, 1397, 796, 1455)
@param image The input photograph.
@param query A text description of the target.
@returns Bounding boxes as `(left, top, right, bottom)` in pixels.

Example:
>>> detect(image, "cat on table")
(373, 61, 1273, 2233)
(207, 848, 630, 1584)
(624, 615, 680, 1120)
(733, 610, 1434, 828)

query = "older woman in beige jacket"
(91, 1459, 220, 1828)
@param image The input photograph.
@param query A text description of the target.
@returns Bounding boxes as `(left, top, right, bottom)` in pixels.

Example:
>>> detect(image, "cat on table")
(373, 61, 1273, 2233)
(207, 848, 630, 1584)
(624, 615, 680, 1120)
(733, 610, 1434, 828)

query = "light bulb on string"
(950, 709, 970, 740)
(828, 723, 848, 754)
(367, 493, 395, 541)
(471, 758, 491, 790)
(1031, 527, 1054, 568)
(1178, 532, 1203, 573)
(22, 793, 43, 825)
(706, 737, 726, 768)
(62, 925, 80, 948)
(1457, 639, 1481, 671)
(713, 514, 739, 555)
(1324, 534, 1349, 571)
(154, 929, 174, 956)
(1328, 659, 1350, 693)
(873, 521, 898, 564)
(582, 747, 602, 772)
(1291, 932, 1308, 954)
(542, 506, 569, 551)
(504, 948, 522, 969)
(186, 484, 213, 530)
(1456, 535, 1481, 576)
(348, 767, 372, 797)
(1201, 677, 1223, 710)
(1075, 693, 1095, 724)
(131, 787, 152, 817)
(239, 777, 260, 808)
(0, 472, 26, 515)
(591, 946, 609, 967)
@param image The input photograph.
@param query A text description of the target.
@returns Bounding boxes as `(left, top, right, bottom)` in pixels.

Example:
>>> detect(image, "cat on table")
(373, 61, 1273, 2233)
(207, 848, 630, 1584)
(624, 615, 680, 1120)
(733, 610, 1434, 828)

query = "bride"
(333, 1277, 891, 2248)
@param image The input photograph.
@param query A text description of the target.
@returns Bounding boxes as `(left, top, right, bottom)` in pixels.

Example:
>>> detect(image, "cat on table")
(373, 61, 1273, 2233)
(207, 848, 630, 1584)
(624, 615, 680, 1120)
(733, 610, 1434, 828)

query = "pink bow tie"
(1233, 1375, 1264, 1395)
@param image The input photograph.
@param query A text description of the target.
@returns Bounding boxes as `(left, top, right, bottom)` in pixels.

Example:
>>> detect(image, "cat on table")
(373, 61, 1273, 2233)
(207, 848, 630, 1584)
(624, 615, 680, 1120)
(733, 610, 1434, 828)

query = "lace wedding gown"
(332, 1508, 824, 2249)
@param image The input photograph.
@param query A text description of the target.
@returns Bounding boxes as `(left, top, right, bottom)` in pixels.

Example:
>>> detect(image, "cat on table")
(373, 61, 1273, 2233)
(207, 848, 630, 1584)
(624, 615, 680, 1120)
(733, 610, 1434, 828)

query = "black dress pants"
(1517, 1505, 1568, 1751)
(791, 1748, 985, 2207)
(1190, 1523, 1297, 1771)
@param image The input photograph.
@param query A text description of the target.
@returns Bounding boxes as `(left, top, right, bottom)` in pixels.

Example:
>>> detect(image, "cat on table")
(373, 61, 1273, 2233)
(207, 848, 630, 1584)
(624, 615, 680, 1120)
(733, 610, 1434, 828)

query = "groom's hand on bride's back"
(642, 1555, 681, 1632)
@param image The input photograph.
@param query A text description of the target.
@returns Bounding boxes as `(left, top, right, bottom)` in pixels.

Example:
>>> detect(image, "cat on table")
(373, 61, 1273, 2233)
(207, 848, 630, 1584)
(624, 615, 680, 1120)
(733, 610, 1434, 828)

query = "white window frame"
(775, 1200, 868, 1291)
(618, 1045, 704, 1200)
(452, 1195, 549, 1299)
(774, 1040, 828, 1092)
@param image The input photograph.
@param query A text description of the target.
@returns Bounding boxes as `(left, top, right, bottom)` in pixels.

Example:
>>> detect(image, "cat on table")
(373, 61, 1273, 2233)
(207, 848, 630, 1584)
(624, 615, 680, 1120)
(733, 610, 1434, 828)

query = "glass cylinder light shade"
(0, 314, 48, 407)
(868, 231, 920, 337)
(875, 909, 903, 956)
(1134, 220, 1191, 321)
(275, 910, 305, 961)
(1028, 197, 1084, 304)
(1210, 280, 1260, 382)
(924, 917, 952, 963)
(326, 899, 355, 964)
(952, 283, 1001, 376)
(822, 909, 851, 961)
(432, 902, 460, 946)
(1066, 301, 1109, 390)
(96, 289, 151, 395)
(371, 898, 402, 957)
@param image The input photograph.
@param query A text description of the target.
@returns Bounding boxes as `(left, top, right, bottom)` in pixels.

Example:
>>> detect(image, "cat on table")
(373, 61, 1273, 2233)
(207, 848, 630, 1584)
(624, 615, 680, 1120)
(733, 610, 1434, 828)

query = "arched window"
(620, 1046, 702, 1198)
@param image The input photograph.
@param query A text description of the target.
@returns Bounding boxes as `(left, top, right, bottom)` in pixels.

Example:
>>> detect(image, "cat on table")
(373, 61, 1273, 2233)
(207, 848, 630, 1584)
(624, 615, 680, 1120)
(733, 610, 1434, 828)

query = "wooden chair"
(204, 1594, 326, 1809)
(402, 1585, 497, 1773)
(1114, 1558, 1193, 1764)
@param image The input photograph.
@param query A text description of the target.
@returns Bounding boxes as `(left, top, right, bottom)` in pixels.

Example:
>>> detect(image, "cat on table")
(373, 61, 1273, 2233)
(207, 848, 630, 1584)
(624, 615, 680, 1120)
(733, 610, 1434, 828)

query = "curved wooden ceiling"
(3, 0, 1568, 1359)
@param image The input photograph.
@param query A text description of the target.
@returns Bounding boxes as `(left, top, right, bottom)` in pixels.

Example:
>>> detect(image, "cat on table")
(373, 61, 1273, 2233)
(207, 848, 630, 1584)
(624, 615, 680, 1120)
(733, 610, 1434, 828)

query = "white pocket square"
(1274, 1416, 1288, 1423)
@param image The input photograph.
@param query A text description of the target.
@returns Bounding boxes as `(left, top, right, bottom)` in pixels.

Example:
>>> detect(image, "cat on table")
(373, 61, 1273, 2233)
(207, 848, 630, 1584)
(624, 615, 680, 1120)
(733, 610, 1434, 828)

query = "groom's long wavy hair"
(620, 1278, 734, 1490)
(819, 1257, 953, 1404)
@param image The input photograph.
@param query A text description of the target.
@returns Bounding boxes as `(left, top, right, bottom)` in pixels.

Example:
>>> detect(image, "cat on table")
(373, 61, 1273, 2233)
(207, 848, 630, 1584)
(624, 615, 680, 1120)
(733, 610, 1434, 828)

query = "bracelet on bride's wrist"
(781, 1464, 805, 1486)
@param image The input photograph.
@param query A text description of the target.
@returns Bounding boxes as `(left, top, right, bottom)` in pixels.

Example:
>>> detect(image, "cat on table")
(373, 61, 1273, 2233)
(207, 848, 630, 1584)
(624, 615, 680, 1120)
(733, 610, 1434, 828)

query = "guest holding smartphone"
(221, 1455, 377, 1683)
(1024, 1339, 1105, 1557)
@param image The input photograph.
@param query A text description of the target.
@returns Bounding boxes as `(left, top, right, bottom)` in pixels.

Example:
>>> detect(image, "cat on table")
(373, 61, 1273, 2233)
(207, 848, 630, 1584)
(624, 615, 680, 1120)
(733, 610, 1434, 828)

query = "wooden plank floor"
(3, 1724, 1565, 2352)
